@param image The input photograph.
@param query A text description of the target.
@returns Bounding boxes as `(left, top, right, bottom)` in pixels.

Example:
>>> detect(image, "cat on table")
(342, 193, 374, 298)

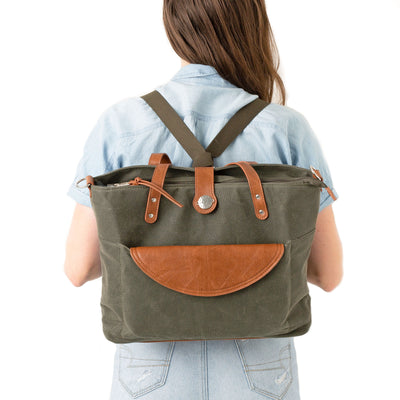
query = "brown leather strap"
(145, 164, 171, 223)
(192, 167, 218, 214)
(310, 167, 337, 201)
(148, 153, 171, 165)
(129, 177, 183, 208)
(145, 153, 173, 223)
(85, 175, 94, 198)
(225, 162, 268, 220)
(141, 90, 269, 167)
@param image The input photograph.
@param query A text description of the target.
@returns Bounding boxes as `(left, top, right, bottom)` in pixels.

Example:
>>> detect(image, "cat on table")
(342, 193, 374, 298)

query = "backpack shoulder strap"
(205, 97, 269, 159)
(141, 90, 269, 167)
(141, 90, 211, 166)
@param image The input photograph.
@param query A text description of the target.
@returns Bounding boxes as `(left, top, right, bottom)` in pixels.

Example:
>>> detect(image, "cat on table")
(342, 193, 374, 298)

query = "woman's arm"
(64, 204, 101, 287)
(307, 204, 343, 291)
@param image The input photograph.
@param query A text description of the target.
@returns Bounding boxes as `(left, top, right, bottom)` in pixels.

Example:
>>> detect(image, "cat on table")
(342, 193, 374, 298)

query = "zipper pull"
(310, 166, 337, 201)
(129, 177, 184, 208)
(310, 166, 323, 181)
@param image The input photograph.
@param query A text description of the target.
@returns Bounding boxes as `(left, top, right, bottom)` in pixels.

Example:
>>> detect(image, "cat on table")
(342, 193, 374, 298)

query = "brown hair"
(163, 0, 286, 105)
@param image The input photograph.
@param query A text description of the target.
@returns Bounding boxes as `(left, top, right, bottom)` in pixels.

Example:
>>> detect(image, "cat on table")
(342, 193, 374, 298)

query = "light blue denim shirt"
(67, 63, 339, 400)
(67, 63, 338, 211)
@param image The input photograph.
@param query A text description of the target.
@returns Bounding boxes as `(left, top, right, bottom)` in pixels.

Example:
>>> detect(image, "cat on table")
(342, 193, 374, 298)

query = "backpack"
(79, 90, 336, 343)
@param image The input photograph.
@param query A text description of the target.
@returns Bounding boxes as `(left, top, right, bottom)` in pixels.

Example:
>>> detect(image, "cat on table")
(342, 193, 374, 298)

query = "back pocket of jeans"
(118, 341, 175, 398)
(235, 338, 292, 399)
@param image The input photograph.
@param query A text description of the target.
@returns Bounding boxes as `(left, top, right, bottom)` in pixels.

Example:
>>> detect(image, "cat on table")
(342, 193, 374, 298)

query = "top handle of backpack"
(141, 90, 269, 167)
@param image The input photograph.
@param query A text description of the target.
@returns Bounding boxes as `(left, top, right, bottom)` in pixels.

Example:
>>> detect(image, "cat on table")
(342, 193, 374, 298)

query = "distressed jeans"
(109, 337, 301, 400)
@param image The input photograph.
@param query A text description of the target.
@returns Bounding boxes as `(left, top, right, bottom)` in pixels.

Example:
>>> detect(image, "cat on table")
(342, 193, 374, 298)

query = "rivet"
(148, 213, 154, 218)
(197, 195, 214, 210)
(258, 209, 264, 214)
(151, 197, 157, 202)
(255, 194, 260, 199)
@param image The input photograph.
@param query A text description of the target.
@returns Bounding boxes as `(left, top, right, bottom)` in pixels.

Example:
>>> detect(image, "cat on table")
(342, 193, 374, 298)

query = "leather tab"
(148, 153, 171, 165)
(225, 161, 268, 220)
(192, 167, 217, 214)
(130, 243, 284, 297)
(145, 158, 172, 223)
(85, 175, 94, 198)
(325, 186, 337, 201)
(310, 166, 337, 201)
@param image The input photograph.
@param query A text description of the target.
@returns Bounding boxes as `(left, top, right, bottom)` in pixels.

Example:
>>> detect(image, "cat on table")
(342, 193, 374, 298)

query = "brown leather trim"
(192, 167, 217, 214)
(129, 177, 183, 207)
(130, 243, 284, 297)
(148, 153, 171, 165)
(85, 175, 94, 198)
(311, 167, 337, 201)
(225, 161, 268, 220)
(144, 160, 171, 223)
(325, 186, 337, 201)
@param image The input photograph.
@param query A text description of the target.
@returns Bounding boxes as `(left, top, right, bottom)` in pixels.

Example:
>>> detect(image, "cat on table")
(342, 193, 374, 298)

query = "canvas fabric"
(84, 90, 329, 343)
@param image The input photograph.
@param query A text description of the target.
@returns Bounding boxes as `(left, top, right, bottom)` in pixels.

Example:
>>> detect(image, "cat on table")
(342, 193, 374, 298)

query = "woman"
(65, 1, 343, 399)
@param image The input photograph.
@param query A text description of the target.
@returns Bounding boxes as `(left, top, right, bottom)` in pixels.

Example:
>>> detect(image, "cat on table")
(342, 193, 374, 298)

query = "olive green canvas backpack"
(79, 90, 336, 343)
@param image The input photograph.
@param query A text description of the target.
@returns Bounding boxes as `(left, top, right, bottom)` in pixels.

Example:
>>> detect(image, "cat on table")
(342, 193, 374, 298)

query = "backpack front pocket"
(129, 243, 284, 296)
(114, 239, 307, 342)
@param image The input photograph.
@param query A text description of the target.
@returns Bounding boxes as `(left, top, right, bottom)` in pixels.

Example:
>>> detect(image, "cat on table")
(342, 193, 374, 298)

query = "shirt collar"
(170, 63, 237, 88)
(171, 63, 219, 80)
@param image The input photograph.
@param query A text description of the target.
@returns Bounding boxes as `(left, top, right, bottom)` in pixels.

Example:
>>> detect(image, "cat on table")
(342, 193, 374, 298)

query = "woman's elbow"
(64, 203, 102, 287)
(308, 256, 344, 292)
(321, 270, 343, 292)
(307, 206, 343, 292)
(64, 257, 102, 287)
(64, 260, 86, 287)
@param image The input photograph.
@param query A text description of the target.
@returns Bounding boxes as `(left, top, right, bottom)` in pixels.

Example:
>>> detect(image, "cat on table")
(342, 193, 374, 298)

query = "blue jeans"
(109, 337, 301, 399)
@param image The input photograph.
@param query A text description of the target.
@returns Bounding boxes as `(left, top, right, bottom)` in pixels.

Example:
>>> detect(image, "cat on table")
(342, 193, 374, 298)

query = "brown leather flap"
(130, 243, 284, 297)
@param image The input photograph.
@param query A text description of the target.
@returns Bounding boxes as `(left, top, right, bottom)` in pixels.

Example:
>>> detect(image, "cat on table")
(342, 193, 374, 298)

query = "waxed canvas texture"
(89, 163, 326, 343)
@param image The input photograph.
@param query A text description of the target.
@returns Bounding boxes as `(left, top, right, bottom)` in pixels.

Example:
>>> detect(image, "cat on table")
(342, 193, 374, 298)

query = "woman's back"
(68, 63, 337, 213)
(67, 63, 340, 399)
(65, 1, 343, 398)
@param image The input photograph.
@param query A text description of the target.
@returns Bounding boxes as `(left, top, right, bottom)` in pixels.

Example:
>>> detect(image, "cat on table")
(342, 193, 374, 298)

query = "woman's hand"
(64, 203, 101, 287)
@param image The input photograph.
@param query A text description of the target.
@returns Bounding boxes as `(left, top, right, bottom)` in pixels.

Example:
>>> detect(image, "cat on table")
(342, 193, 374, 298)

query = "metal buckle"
(310, 166, 322, 181)
(75, 178, 89, 188)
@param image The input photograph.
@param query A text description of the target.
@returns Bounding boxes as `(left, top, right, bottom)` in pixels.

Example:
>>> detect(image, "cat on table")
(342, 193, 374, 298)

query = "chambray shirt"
(67, 63, 339, 400)
(67, 64, 338, 210)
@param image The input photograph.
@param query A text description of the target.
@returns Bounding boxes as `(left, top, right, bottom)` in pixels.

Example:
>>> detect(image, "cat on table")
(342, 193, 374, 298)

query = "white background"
(1, 1, 399, 399)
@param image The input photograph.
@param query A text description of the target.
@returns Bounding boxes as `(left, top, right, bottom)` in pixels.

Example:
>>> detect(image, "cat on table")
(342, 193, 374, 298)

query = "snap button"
(197, 195, 214, 210)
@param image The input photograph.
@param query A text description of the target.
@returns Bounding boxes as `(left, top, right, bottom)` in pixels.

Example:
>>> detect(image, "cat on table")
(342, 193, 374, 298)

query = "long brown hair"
(163, 0, 286, 105)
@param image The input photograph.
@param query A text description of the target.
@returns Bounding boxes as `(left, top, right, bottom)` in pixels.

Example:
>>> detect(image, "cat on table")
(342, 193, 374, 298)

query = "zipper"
(106, 166, 326, 187)
(107, 175, 321, 187)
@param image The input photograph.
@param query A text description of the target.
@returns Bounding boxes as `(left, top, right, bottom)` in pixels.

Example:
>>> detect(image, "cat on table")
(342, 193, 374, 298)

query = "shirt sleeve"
(66, 107, 120, 208)
(286, 109, 339, 213)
